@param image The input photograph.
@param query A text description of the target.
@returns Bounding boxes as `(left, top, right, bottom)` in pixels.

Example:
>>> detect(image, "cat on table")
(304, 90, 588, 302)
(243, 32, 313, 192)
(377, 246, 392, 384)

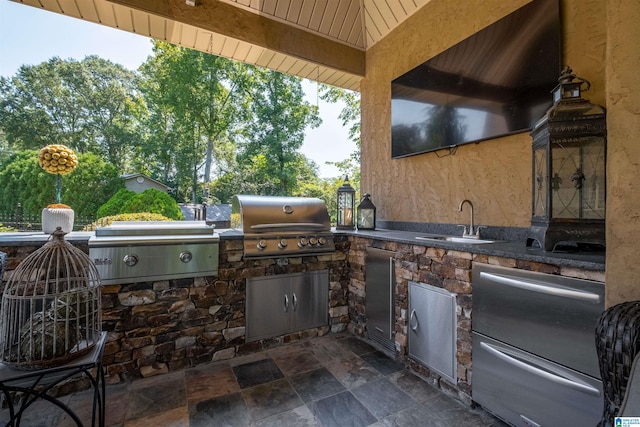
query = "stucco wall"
(360, 0, 640, 307)
(604, 1, 640, 306)
(361, 0, 607, 229)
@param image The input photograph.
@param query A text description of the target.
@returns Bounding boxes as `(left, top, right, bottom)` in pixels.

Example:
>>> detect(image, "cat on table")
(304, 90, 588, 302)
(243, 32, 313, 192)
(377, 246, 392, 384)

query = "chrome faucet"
(458, 199, 483, 239)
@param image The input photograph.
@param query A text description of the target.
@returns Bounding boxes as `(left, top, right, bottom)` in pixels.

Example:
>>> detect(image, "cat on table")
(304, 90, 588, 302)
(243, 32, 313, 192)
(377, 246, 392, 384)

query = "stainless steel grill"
(231, 195, 335, 259)
(88, 221, 219, 285)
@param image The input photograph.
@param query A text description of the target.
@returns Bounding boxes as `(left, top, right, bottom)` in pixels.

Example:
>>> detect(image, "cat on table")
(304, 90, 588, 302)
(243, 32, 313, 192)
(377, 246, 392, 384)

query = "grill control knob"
(298, 237, 309, 248)
(179, 251, 193, 263)
(257, 240, 268, 250)
(278, 239, 288, 249)
(318, 237, 327, 246)
(123, 254, 138, 267)
(309, 237, 318, 246)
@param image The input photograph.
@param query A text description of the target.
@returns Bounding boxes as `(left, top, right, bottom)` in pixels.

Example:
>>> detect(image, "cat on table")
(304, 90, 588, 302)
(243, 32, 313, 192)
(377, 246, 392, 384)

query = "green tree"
(0, 130, 9, 164)
(0, 57, 144, 169)
(137, 41, 253, 202)
(239, 70, 321, 195)
(81, 56, 147, 170)
(319, 84, 361, 156)
(0, 150, 122, 218)
(210, 151, 322, 204)
(62, 152, 124, 217)
(319, 84, 361, 194)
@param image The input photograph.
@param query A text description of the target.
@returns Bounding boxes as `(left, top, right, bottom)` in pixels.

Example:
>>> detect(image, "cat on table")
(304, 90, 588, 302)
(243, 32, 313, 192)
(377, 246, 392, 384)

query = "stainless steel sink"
(415, 236, 495, 244)
(443, 237, 495, 244)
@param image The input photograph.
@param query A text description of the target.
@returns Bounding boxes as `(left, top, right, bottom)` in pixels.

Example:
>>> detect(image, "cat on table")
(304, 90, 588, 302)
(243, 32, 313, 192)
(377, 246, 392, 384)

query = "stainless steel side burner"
(88, 221, 219, 285)
(231, 195, 335, 259)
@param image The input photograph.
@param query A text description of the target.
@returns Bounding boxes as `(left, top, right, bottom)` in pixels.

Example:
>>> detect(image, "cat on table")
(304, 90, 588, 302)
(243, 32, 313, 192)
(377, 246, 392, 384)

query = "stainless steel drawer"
(472, 263, 604, 378)
(473, 333, 603, 427)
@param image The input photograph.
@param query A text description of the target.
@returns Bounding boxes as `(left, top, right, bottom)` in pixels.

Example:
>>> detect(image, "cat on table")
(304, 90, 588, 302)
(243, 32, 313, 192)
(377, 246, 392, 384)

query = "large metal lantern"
(336, 176, 356, 230)
(526, 67, 606, 251)
(0, 229, 102, 369)
(357, 193, 376, 230)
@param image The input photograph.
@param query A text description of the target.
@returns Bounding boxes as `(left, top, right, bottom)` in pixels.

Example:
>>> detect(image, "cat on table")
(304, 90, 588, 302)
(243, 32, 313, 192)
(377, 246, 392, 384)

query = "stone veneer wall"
(347, 236, 605, 405)
(0, 235, 350, 384)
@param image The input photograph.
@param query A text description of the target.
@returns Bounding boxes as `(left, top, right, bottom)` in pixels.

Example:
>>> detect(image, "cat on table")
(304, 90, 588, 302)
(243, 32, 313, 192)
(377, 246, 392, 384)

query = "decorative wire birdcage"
(0, 228, 102, 370)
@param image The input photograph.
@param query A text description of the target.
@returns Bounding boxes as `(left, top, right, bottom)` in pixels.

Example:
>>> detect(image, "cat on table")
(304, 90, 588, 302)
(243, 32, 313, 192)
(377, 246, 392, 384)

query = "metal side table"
(0, 332, 107, 427)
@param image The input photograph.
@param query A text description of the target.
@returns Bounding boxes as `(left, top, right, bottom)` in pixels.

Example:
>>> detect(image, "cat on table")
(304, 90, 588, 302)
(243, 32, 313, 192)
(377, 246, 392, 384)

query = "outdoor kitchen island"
(0, 226, 605, 423)
(343, 228, 605, 426)
(0, 229, 351, 382)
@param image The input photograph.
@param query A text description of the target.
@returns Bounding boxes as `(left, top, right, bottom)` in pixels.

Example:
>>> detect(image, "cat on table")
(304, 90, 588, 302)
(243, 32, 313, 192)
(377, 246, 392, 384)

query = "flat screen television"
(391, 0, 561, 158)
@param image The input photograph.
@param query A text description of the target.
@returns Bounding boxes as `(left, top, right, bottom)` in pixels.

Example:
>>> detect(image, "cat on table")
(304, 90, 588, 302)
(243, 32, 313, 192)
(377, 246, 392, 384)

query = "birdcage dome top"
(1, 228, 102, 369)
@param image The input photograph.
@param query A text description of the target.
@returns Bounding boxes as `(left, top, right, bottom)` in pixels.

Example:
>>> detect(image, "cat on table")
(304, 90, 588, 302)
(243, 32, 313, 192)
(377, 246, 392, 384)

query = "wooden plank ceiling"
(11, 0, 430, 91)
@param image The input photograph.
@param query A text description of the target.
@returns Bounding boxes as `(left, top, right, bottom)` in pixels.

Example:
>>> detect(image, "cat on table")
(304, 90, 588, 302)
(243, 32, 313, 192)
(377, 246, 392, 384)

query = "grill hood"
(231, 195, 335, 259)
(231, 195, 331, 233)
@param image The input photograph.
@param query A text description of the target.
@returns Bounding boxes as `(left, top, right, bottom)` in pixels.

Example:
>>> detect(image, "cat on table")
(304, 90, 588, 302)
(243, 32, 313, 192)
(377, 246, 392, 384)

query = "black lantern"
(336, 176, 356, 230)
(357, 193, 376, 230)
(526, 67, 606, 251)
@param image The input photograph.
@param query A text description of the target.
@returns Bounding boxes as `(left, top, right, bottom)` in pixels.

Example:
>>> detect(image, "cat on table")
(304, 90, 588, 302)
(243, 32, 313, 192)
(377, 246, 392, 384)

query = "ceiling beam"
(106, 0, 365, 77)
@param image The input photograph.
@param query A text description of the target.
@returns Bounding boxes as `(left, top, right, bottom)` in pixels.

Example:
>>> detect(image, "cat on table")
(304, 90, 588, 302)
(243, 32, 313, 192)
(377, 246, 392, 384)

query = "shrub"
(0, 223, 17, 232)
(82, 212, 174, 231)
(96, 188, 183, 220)
(121, 188, 183, 220)
(96, 188, 137, 218)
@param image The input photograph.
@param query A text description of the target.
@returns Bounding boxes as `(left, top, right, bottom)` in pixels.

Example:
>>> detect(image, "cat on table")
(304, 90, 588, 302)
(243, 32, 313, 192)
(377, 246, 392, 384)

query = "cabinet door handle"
(410, 309, 418, 332)
(389, 257, 394, 307)
(283, 294, 289, 312)
(292, 293, 297, 311)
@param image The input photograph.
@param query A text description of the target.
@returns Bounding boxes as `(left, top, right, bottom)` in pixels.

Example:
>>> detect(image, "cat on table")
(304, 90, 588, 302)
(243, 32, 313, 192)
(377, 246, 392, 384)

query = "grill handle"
(292, 293, 298, 311)
(283, 294, 289, 313)
(250, 223, 327, 230)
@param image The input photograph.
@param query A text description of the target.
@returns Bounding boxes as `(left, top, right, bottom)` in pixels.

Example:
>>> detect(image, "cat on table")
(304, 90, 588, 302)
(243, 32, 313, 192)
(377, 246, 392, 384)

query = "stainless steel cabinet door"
(366, 248, 395, 352)
(408, 281, 456, 381)
(246, 271, 328, 342)
(291, 270, 329, 332)
(246, 275, 291, 341)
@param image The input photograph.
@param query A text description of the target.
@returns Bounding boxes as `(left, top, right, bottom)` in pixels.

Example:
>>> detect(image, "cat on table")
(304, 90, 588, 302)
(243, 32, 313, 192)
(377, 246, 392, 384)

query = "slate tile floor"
(2, 333, 507, 426)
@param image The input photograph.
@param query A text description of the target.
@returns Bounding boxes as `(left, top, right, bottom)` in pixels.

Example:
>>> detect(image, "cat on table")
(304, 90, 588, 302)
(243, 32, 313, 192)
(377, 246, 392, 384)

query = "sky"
(0, 1, 356, 179)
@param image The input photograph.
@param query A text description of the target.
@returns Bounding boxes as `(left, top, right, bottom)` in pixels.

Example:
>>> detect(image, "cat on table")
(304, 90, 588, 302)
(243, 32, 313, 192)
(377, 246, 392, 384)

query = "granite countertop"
(338, 229, 605, 271)
(0, 227, 605, 271)
(0, 231, 96, 245)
